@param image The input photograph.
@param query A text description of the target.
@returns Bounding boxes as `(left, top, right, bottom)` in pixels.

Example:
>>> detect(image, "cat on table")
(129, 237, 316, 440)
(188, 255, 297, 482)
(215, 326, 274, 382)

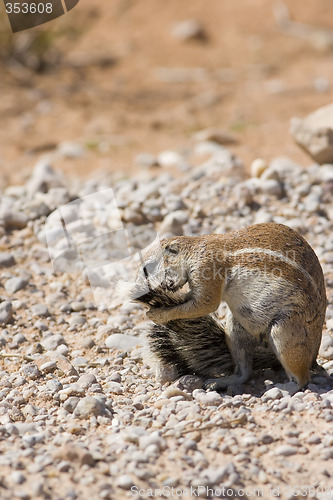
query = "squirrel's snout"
(142, 259, 159, 278)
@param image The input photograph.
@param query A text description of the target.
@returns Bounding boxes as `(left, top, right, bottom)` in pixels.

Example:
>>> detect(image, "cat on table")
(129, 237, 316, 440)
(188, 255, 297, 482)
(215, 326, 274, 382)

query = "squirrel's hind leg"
(203, 315, 254, 391)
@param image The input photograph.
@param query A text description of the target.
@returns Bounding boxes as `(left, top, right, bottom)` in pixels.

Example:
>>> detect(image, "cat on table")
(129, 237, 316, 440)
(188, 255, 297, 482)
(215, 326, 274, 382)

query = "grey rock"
(5, 277, 28, 294)
(31, 304, 49, 318)
(72, 356, 88, 367)
(40, 361, 57, 373)
(106, 382, 123, 395)
(41, 334, 66, 351)
(73, 396, 105, 419)
(57, 460, 72, 472)
(70, 301, 86, 312)
(63, 397, 80, 413)
(34, 320, 48, 331)
(46, 379, 63, 393)
(258, 179, 283, 198)
(10, 471, 26, 484)
(290, 103, 333, 164)
(0, 210, 29, 230)
(0, 301, 13, 324)
(306, 435, 321, 445)
(11, 333, 26, 346)
(77, 373, 97, 390)
(68, 314, 86, 327)
(81, 337, 95, 349)
(20, 364, 41, 381)
(57, 344, 69, 356)
(0, 252, 15, 268)
(321, 447, 333, 460)
(105, 333, 142, 351)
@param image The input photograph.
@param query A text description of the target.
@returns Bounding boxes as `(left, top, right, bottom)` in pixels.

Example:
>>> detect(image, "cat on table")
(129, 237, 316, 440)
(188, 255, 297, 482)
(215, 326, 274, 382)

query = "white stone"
(105, 334, 142, 351)
(262, 387, 283, 402)
(251, 158, 268, 178)
(157, 151, 183, 168)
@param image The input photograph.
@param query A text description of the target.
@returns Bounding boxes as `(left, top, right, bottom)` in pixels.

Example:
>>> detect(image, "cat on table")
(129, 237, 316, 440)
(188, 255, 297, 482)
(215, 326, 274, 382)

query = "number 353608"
(6, 3, 53, 14)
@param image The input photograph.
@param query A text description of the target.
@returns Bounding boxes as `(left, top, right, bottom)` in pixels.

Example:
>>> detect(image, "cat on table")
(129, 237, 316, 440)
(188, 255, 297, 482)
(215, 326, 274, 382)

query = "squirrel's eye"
(166, 245, 178, 255)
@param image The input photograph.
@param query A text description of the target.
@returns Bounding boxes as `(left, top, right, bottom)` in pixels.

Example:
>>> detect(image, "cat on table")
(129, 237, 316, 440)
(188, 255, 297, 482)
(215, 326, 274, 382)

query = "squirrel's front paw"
(147, 308, 169, 325)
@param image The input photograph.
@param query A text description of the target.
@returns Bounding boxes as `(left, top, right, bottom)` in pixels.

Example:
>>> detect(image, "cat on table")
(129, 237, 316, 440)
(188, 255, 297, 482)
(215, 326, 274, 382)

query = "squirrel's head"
(160, 237, 190, 290)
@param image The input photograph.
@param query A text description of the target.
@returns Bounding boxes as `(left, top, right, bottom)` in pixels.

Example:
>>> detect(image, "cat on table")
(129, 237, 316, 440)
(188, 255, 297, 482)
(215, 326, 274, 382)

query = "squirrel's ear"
(165, 243, 179, 255)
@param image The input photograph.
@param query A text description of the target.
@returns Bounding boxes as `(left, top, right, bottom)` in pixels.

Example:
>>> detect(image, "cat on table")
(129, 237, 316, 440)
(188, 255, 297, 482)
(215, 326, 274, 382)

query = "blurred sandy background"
(0, 0, 333, 187)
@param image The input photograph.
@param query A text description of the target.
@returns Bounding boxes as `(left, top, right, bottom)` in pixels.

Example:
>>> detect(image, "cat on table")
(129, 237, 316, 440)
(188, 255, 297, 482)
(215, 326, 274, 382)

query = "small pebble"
(117, 475, 134, 490)
(274, 445, 299, 456)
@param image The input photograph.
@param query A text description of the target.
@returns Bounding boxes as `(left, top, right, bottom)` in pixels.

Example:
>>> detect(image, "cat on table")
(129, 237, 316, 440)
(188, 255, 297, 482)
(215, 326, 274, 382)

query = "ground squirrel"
(142, 222, 327, 390)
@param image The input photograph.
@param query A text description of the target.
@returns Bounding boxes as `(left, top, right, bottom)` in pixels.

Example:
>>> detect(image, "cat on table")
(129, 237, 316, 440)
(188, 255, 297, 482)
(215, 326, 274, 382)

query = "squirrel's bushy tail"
(121, 277, 281, 380)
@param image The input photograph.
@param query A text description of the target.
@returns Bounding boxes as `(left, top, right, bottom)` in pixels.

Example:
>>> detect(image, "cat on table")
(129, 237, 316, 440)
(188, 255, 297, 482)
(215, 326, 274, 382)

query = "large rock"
(290, 103, 333, 164)
(34, 352, 77, 376)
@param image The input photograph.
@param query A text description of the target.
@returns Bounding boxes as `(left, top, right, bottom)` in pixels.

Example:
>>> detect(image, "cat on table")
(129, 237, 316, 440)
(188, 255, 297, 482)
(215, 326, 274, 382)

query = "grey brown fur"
(128, 275, 281, 383)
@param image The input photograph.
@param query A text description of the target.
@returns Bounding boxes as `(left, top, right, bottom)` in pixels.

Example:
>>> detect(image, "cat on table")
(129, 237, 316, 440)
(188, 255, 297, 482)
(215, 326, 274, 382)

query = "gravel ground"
(0, 142, 333, 500)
